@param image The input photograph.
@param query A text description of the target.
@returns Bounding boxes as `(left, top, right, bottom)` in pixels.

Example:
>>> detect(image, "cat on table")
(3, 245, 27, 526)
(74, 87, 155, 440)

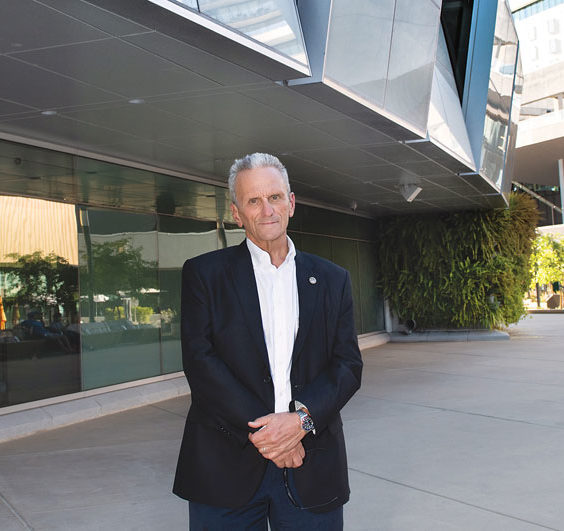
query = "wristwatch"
(296, 409, 315, 433)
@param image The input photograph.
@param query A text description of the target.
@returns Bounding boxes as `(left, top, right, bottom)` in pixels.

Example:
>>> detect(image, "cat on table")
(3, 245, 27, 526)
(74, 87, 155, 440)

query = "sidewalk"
(1, 314, 563, 530)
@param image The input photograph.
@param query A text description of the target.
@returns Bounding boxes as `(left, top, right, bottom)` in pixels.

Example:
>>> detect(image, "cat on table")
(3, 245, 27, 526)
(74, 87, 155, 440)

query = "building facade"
(511, 0, 564, 225)
(1, 0, 520, 412)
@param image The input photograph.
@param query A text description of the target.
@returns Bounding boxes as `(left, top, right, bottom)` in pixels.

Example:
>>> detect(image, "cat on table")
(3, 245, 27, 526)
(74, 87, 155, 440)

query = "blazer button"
(263, 376, 272, 384)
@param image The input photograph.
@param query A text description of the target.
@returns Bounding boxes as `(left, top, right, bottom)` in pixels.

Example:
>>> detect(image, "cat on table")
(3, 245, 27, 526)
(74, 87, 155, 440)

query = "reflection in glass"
(358, 241, 385, 333)
(0, 196, 80, 406)
(158, 215, 219, 373)
(440, 0, 475, 101)
(198, 0, 308, 64)
(225, 225, 246, 247)
(331, 238, 361, 331)
(78, 208, 160, 390)
(173, 0, 199, 8)
(481, 0, 519, 190)
(502, 55, 523, 196)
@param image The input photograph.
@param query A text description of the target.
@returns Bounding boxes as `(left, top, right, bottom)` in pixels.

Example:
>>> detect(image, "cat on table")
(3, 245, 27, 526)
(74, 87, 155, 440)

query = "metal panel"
(0, 0, 108, 53)
(384, 0, 440, 132)
(427, 27, 476, 170)
(324, 0, 395, 108)
(13, 39, 220, 98)
(0, 56, 118, 109)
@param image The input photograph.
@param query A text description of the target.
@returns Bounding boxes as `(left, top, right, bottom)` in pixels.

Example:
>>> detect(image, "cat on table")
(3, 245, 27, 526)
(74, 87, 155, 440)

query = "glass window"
(172, 0, 199, 8)
(224, 222, 246, 247)
(158, 215, 219, 373)
(331, 238, 361, 332)
(78, 208, 161, 390)
(198, 0, 308, 65)
(0, 196, 80, 406)
(358, 242, 385, 333)
(481, 0, 518, 190)
(440, 0, 475, 101)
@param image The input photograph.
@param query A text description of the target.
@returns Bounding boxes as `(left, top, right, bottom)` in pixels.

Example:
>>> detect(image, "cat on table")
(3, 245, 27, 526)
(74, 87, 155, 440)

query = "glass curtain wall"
(0, 140, 384, 408)
(441, 0, 475, 101)
(78, 208, 161, 390)
(172, 0, 308, 65)
(0, 196, 81, 406)
(481, 0, 519, 190)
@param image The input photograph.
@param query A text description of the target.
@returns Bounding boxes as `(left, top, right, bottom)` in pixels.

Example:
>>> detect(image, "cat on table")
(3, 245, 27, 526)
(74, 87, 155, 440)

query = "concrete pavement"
(1, 314, 563, 530)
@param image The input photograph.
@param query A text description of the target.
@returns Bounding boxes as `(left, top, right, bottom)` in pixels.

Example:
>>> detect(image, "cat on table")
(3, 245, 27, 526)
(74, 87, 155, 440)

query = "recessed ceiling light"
(41, 110, 57, 116)
(128, 98, 145, 104)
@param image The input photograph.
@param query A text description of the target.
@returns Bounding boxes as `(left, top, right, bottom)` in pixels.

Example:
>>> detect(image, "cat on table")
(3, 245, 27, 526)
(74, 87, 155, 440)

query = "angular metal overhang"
(87, 0, 311, 80)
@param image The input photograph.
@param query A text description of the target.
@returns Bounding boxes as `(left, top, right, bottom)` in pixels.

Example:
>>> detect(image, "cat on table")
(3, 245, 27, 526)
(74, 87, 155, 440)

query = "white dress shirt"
(247, 237, 299, 413)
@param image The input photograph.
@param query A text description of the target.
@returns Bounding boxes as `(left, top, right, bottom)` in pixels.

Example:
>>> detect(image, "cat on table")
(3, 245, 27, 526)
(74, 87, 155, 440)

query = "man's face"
(230, 166, 295, 249)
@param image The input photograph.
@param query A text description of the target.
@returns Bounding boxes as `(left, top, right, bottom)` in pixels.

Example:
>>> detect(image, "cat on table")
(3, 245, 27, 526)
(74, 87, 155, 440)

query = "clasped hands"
(248, 412, 305, 469)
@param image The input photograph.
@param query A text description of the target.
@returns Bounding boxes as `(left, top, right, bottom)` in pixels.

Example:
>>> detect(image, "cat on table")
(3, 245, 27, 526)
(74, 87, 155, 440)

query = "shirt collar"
(246, 236, 296, 270)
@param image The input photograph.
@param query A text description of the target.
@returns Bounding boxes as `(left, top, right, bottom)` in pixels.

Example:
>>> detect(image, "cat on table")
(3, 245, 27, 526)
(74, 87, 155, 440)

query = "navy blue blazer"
(173, 240, 362, 512)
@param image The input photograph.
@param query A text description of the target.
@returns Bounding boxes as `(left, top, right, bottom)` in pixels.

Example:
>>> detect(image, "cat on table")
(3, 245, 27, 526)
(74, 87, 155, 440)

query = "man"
(173, 153, 362, 529)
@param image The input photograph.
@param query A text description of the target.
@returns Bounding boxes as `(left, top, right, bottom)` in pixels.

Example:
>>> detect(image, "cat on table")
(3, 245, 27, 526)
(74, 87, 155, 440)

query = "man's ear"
(231, 202, 243, 227)
(289, 192, 296, 218)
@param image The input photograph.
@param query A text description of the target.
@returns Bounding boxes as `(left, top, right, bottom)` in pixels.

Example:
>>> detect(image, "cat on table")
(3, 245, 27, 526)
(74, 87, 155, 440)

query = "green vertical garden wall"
(376, 193, 539, 329)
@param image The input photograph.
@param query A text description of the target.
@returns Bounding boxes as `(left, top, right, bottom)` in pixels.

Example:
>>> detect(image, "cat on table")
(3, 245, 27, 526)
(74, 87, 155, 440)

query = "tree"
(530, 234, 564, 288)
(84, 238, 157, 297)
(4, 251, 78, 316)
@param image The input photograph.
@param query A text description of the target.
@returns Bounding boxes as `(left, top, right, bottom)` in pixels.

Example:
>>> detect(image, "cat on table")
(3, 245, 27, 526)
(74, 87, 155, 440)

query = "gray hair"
(228, 153, 291, 205)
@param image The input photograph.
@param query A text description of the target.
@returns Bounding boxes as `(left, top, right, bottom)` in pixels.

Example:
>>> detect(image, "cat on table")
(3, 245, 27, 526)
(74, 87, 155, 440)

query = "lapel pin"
(309, 276, 317, 285)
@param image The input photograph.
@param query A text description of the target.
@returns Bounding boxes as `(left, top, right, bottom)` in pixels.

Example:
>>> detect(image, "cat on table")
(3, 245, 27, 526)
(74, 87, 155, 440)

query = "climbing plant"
(375, 193, 539, 329)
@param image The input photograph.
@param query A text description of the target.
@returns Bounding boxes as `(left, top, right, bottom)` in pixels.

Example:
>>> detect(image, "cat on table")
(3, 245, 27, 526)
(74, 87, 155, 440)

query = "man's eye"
(249, 198, 258, 204)
(271, 195, 280, 201)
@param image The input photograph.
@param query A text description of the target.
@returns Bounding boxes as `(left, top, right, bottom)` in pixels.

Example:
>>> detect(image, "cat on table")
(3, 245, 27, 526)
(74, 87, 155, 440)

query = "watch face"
(298, 410, 314, 432)
(302, 417, 314, 432)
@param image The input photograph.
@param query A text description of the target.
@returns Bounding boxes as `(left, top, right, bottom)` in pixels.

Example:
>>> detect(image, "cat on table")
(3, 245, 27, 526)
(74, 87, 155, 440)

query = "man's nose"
(261, 199, 274, 216)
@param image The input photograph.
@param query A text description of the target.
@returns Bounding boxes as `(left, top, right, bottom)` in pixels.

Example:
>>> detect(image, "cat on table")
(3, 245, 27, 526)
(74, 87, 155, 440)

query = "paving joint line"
(374, 347, 564, 365)
(348, 467, 562, 531)
(393, 366, 564, 388)
(0, 491, 34, 530)
(149, 403, 188, 418)
(355, 392, 564, 431)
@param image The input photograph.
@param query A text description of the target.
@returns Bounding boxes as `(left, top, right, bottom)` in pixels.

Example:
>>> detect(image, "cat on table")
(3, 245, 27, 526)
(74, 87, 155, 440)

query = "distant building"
(511, 0, 564, 225)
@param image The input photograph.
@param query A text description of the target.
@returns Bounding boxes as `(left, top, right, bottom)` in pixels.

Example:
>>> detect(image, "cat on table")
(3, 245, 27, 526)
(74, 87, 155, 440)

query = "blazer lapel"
(228, 241, 270, 369)
(292, 251, 319, 363)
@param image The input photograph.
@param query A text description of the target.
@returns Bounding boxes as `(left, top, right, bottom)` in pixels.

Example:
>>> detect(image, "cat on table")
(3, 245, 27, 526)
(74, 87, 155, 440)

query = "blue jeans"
(188, 461, 343, 530)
